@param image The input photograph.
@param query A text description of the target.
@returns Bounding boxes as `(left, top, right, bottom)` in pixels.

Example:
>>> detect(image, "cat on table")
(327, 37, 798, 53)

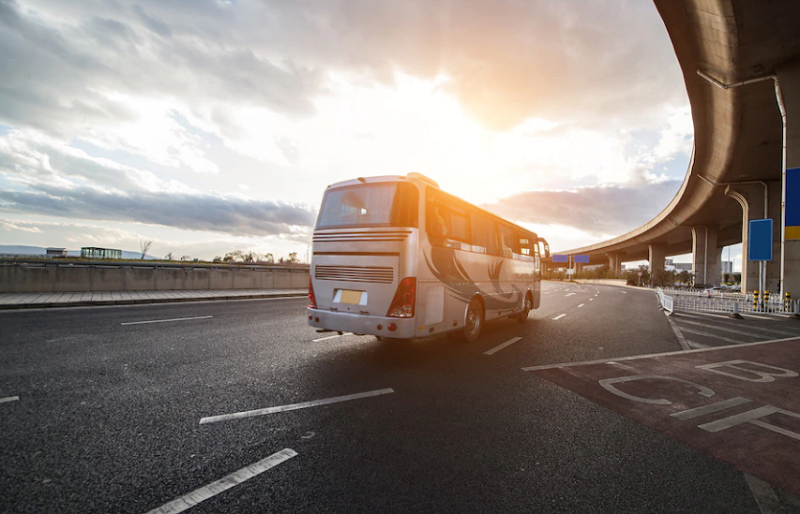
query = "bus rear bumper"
(307, 309, 416, 339)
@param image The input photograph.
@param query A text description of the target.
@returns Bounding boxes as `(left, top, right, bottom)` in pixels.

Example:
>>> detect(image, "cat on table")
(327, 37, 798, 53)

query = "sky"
(0, 0, 730, 266)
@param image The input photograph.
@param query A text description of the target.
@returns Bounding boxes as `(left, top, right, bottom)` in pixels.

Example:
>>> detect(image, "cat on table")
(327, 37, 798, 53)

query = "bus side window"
(427, 193, 469, 247)
(519, 235, 532, 256)
(426, 193, 448, 246)
(499, 225, 517, 258)
(470, 213, 497, 255)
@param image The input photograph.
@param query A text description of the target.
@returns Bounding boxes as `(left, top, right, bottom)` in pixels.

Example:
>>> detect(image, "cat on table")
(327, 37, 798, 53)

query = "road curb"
(0, 292, 307, 310)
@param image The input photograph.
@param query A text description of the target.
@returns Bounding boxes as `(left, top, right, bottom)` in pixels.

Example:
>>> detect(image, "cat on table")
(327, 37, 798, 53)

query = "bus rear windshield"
(316, 182, 418, 229)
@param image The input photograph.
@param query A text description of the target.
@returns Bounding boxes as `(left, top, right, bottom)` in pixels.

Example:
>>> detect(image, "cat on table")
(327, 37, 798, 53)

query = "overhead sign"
(552, 254, 569, 263)
(574, 255, 590, 264)
(749, 219, 773, 261)
(787, 167, 800, 240)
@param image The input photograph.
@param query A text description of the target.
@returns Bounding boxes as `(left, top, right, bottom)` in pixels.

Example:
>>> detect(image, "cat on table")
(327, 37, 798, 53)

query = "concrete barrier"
(0, 263, 309, 293)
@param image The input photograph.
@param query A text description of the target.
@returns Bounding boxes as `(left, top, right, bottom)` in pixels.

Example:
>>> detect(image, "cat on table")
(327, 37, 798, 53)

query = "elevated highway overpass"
(558, 0, 800, 296)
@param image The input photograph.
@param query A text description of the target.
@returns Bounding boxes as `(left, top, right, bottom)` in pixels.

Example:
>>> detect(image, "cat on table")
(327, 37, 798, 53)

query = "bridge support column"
(607, 253, 621, 277)
(778, 61, 800, 299)
(648, 243, 667, 276)
(691, 226, 721, 286)
(725, 182, 782, 293)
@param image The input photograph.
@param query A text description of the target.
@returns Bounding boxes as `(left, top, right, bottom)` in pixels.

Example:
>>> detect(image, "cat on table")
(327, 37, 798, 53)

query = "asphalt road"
(0, 282, 794, 513)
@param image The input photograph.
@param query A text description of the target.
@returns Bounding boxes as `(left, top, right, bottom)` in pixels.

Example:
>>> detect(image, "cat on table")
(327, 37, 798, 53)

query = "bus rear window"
(316, 183, 418, 229)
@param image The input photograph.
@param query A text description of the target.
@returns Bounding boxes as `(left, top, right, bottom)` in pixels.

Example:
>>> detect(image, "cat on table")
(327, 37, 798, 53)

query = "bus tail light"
(308, 277, 317, 309)
(386, 277, 416, 318)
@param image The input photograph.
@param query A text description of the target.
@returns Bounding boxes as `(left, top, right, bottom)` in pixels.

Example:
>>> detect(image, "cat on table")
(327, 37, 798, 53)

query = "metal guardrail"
(656, 287, 800, 317)
(655, 288, 674, 314)
(0, 259, 309, 272)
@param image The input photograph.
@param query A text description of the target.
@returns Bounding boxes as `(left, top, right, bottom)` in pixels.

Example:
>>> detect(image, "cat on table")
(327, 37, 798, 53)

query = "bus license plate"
(340, 290, 363, 305)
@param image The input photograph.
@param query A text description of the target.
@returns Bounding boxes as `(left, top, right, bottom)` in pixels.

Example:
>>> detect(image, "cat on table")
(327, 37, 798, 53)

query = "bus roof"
(324, 174, 544, 242)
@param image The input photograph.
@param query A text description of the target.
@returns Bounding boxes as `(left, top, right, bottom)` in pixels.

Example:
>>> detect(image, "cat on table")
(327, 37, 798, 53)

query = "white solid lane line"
(553, 314, 567, 321)
(0, 396, 19, 404)
(484, 337, 523, 356)
(578, 304, 584, 308)
(145, 449, 297, 514)
(311, 332, 352, 342)
(121, 315, 213, 326)
(200, 388, 394, 425)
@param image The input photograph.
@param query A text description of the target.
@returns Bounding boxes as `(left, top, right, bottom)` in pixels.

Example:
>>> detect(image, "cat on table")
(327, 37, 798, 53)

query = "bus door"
(533, 240, 541, 308)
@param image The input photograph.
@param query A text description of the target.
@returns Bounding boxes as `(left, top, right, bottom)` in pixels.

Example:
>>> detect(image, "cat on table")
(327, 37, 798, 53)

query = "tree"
(723, 272, 730, 284)
(213, 256, 222, 263)
(140, 240, 152, 260)
(180, 255, 191, 262)
(288, 252, 299, 263)
(224, 250, 244, 262)
(678, 270, 691, 286)
(263, 253, 274, 264)
(164, 252, 174, 261)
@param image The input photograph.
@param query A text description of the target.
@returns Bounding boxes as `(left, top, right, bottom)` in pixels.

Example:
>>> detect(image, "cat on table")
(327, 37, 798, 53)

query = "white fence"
(656, 287, 800, 317)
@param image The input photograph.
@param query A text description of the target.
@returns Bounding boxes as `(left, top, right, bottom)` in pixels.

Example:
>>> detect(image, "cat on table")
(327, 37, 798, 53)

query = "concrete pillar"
(648, 243, 667, 274)
(691, 226, 722, 286)
(725, 182, 782, 293)
(778, 61, 800, 299)
(606, 253, 621, 277)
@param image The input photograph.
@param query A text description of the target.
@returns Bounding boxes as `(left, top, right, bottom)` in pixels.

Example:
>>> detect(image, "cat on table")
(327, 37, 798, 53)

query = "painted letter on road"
(599, 375, 715, 405)
(697, 360, 798, 383)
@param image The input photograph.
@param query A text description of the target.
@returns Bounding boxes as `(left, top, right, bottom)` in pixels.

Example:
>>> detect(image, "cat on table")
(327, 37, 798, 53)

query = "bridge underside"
(556, 0, 800, 294)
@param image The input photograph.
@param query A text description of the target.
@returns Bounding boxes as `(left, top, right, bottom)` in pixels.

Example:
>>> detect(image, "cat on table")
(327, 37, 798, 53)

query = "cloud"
(482, 180, 682, 237)
(0, 184, 316, 237)
(0, 219, 41, 233)
(0, 0, 684, 141)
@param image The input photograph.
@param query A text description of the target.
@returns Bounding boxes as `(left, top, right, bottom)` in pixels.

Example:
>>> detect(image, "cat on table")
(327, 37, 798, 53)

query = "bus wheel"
(463, 299, 484, 342)
(517, 294, 532, 322)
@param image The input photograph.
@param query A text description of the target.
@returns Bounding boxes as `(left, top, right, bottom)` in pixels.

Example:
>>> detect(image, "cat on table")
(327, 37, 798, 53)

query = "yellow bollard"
(753, 290, 759, 310)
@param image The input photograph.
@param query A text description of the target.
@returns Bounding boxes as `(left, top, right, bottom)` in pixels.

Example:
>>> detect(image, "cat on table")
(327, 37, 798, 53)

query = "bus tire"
(517, 293, 532, 322)
(463, 298, 484, 342)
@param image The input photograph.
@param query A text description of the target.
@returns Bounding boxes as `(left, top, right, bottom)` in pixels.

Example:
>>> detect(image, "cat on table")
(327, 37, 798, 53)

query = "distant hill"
(0, 245, 157, 260)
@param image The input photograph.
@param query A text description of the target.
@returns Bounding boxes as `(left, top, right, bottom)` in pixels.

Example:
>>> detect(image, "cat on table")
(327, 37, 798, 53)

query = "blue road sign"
(574, 255, 590, 264)
(749, 219, 773, 261)
(787, 167, 800, 240)
(552, 254, 569, 263)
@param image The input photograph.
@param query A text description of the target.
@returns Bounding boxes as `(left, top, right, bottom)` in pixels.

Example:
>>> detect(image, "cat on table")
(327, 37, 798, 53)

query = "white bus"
(307, 173, 549, 342)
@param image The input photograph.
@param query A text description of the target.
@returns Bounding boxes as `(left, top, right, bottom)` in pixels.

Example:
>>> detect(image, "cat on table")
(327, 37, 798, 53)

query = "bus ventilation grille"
(314, 265, 394, 284)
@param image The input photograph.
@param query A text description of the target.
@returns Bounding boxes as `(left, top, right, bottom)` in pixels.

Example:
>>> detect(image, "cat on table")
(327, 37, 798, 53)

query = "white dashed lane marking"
(144, 449, 297, 514)
(484, 337, 523, 356)
(578, 304, 584, 308)
(312, 332, 352, 342)
(0, 396, 19, 404)
(121, 315, 213, 326)
(200, 388, 395, 424)
(565, 293, 576, 297)
(553, 314, 567, 321)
